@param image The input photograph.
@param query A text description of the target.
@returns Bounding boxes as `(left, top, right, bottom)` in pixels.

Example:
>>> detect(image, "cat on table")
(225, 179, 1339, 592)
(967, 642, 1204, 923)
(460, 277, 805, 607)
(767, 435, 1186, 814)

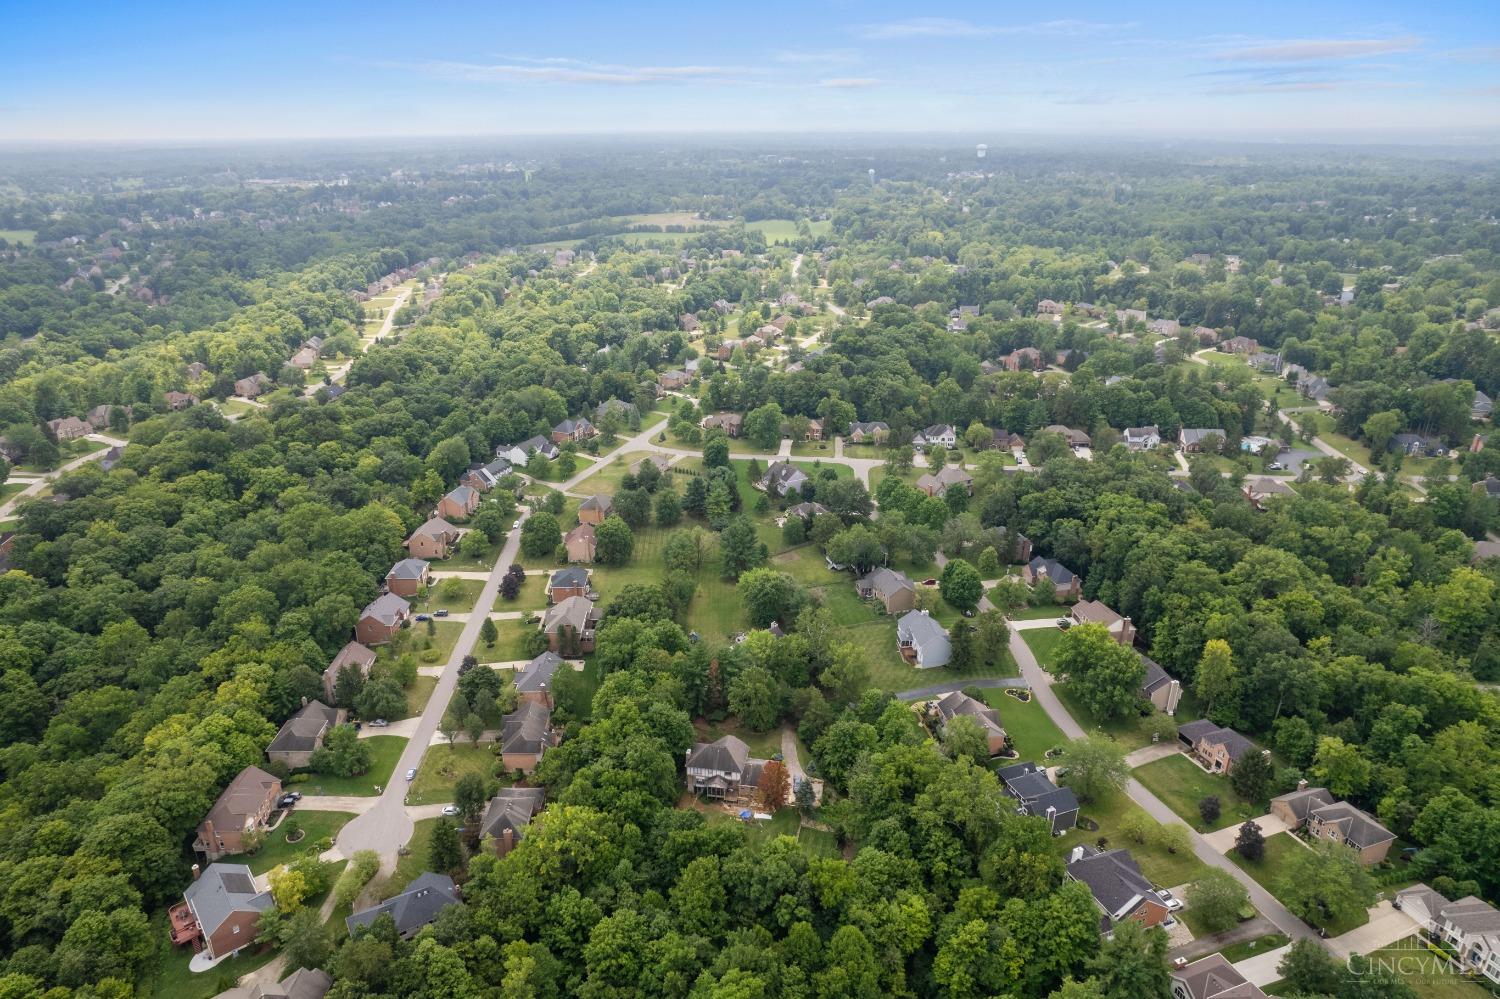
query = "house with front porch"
(1177, 720, 1257, 775)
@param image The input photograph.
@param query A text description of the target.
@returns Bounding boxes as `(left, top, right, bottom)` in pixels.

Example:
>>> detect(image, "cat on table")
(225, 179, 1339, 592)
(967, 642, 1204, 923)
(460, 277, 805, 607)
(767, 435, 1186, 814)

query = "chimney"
(1297, 778, 1308, 792)
(191, 863, 201, 881)
(1069, 846, 1085, 864)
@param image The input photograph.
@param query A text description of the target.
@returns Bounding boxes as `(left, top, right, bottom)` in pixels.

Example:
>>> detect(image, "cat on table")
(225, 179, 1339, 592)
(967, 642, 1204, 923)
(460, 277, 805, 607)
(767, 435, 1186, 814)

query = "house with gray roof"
(846, 421, 889, 444)
(1179, 428, 1226, 453)
(356, 592, 411, 646)
(685, 735, 767, 802)
(758, 460, 809, 497)
(347, 872, 460, 940)
(856, 567, 917, 614)
(193, 766, 282, 861)
(500, 701, 553, 773)
(1123, 426, 1161, 451)
(547, 566, 591, 603)
(1397, 884, 1500, 985)
(267, 700, 343, 769)
(514, 651, 564, 708)
(1170, 954, 1268, 999)
(997, 762, 1078, 835)
(1281, 791, 1396, 864)
(912, 424, 957, 451)
(1139, 656, 1181, 715)
(917, 464, 973, 497)
(171, 863, 274, 959)
(541, 595, 599, 654)
(896, 609, 950, 668)
(935, 691, 1006, 755)
(1177, 720, 1258, 775)
(1066, 845, 1170, 935)
(1022, 556, 1081, 601)
(212, 967, 332, 999)
(784, 501, 828, 521)
(384, 558, 430, 598)
(322, 641, 376, 702)
(479, 787, 546, 856)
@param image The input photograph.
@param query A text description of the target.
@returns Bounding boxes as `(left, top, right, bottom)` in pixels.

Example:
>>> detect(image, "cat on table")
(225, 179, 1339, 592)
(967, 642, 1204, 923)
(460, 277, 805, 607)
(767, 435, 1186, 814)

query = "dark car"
(434, 608, 449, 617)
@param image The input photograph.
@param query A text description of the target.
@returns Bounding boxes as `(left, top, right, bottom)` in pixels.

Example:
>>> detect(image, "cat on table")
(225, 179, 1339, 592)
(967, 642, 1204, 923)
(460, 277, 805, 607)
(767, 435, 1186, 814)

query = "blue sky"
(4, 0, 1498, 142)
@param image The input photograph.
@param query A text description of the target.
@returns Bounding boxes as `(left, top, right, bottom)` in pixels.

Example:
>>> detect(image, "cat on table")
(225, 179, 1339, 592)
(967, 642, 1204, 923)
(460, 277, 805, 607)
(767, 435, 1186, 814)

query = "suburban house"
(917, 464, 974, 497)
(1396, 885, 1500, 985)
(1192, 327, 1220, 347)
(193, 766, 282, 861)
(998, 762, 1079, 835)
(405, 516, 461, 559)
(212, 967, 332, 999)
(322, 641, 376, 703)
(384, 558, 430, 598)
(846, 421, 889, 444)
(578, 494, 614, 525)
(1179, 428, 1225, 453)
(234, 373, 272, 398)
(1037, 299, 1063, 315)
(436, 485, 480, 521)
(551, 417, 595, 443)
(996, 527, 1035, 564)
(1123, 426, 1161, 451)
(1391, 432, 1445, 457)
(701, 412, 744, 436)
(896, 609, 951, 668)
(541, 595, 599, 654)
(684, 734, 768, 802)
(497, 436, 559, 465)
(169, 863, 274, 959)
(1044, 425, 1092, 449)
(1115, 308, 1148, 327)
(990, 428, 1026, 450)
(630, 454, 671, 476)
(935, 691, 1007, 755)
(514, 651, 564, 709)
(564, 523, 597, 563)
(1471, 389, 1494, 422)
(1177, 720, 1258, 775)
(1248, 351, 1284, 375)
(1148, 318, 1180, 337)
(87, 403, 131, 429)
(1221, 336, 1259, 354)
(803, 418, 825, 441)
(1070, 600, 1135, 645)
(1066, 845, 1170, 934)
(1005, 347, 1044, 372)
(1170, 954, 1269, 999)
(347, 872, 460, 940)
(856, 567, 918, 614)
(1139, 656, 1182, 715)
(596, 398, 639, 423)
(267, 700, 343, 769)
(784, 501, 828, 521)
(164, 390, 198, 410)
(500, 701, 554, 773)
(547, 566, 591, 603)
(912, 424, 957, 451)
(1023, 556, 1082, 601)
(1243, 476, 1296, 510)
(679, 313, 701, 332)
(356, 592, 411, 646)
(99, 444, 125, 471)
(759, 460, 810, 497)
(1270, 783, 1396, 864)
(1298, 373, 1331, 403)
(659, 369, 692, 391)
(289, 345, 318, 370)
(479, 787, 547, 857)
(713, 340, 742, 362)
(47, 415, 91, 441)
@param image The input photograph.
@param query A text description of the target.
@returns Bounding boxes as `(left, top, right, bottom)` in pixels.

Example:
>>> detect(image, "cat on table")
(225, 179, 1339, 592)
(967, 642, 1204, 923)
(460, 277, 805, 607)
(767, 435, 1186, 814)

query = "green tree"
(654, 488, 682, 526)
(743, 402, 784, 451)
(738, 568, 802, 627)
(1274, 840, 1376, 931)
(1276, 939, 1341, 996)
(1361, 409, 1402, 454)
(719, 516, 768, 578)
(1234, 820, 1265, 861)
(1059, 735, 1129, 802)
(727, 666, 781, 731)
(1195, 639, 1236, 715)
(703, 432, 730, 469)
(1186, 869, 1249, 932)
(355, 677, 407, 721)
(1311, 736, 1371, 798)
(943, 715, 990, 762)
(1229, 747, 1273, 803)
(594, 515, 635, 566)
(939, 558, 983, 613)
(520, 513, 562, 559)
(428, 819, 464, 875)
(976, 546, 1001, 579)
(1054, 624, 1146, 721)
(454, 772, 489, 825)
(1088, 921, 1170, 999)
(480, 617, 499, 648)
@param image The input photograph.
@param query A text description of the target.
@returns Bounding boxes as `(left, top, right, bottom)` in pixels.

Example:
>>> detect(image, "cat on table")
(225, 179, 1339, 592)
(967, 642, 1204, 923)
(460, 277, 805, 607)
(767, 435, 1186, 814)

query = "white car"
(441, 805, 461, 816)
(405, 768, 417, 781)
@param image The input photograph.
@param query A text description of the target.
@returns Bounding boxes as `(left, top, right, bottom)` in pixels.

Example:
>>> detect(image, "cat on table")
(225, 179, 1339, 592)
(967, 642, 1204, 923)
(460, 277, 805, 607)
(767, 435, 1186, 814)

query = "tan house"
(1037, 299, 1063, 315)
(479, 787, 546, 857)
(164, 390, 198, 411)
(1243, 477, 1296, 510)
(289, 345, 318, 370)
(1170, 954, 1268, 999)
(322, 641, 376, 702)
(916, 464, 973, 497)
(193, 766, 282, 861)
(213, 967, 332, 999)
(1070, 600, 1135, 645)
(405, 516, 461, 559)
(541, 595, 599, 654)
(234, 373, 271, 399)
(934, 691, 1006, 755)
(500, 701, 553, 774)
(1271, 783, 1395, 864)
(1139, 657, 1182, 715)
(1221, 336, 1259, 354)
(804, 418, 824, 441)
(384, 558, 430, 598)
(1044, 425, 1092, 449)
(855, 567, 917, 615)
(47, 416, 92, 441)
(169, 863, 274, 959)
(659, 370, 691, 391)
(564, 523, 597, 563)
(847, 421, 889, 444)
(1177, 720, 1257, 775)
(713, 340, 742, 362)
(356, 592, 411, 646)
(266, 700, 343, 769)
(701, 412, 743, 437)
(436, 485, 480, 521)
(685, 734, 768, 802)
(87, 404, 131, 429)
(577, 494, 613, 525)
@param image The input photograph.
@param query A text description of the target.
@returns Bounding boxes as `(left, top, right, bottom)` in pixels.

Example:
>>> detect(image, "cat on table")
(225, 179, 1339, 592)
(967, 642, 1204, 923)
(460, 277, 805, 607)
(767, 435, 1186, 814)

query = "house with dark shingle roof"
(170, 863, 274, 959)
(685, 735, 767, 803)
(855, 567, 917, 615)
(1179, 428, 1226, 453)
(514, 651, 564, 708)
(436, 485, 480, 521)
(384, 558, 430, 598)
(357, 592, 411, 646)
(917, 464, 973, 497)
(1302, 797, 1395, 864)
(1397, 884, 1500, 985)
(1170, 954, 1268, 999)
(896, 609, 950, 668)
(998, 762, 1078, 835)
(551, 417, 595, 443)
(322, 641, 376, 703)
(193, 766, 282, 861)
(541, 595, 599, 654)
(1022, 556, 1081, 601)
(405, 516, 461, 560)
(758, 460, 809, 497)
(1177, 720, 1258, 775)
(846, 421, 889, 444)
(346, 872, 460, 939)
(935, 691, 1006, 755)
(267, 700, 344, 769)
(1139, 656, 1181, 715)
(1066, 845, 1169, 935)
(546, 566, 590, 603)
(479, 787, 546, 856)
(500, 701, 554, 773)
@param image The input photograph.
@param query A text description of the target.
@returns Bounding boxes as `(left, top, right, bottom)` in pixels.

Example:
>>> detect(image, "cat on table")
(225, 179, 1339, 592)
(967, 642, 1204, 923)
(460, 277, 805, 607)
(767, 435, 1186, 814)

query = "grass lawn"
(408, 742, 504, 805)
(1053, 787, 1212, 888)
(1022, 627, 1068, 669)
(790, 440, 837, 458)
(404, 674, 436, 716)
(484, 619, 540, 662)
(797, 824, 841, 858)
(695, 717, 782, 759)
(582, 452, 670, 495)
(492, 571, 549, 612)
(387, 621, 464, 668)
(0, 229, 37, 245)
(983, 690, 1067, 761)
(414, 578, 486, 615)
(139, 914, 277, 999)
(1363, 937, 1495, 999)
(586, 524, 750, 642)
(1010, 605, 1068, 620)
(1051, 681, 1161, 751)
(1218, 933, 1290, 964)
(224, 810, 357, 874)
(745, 218, 831, 242)
(0, 482, 28, 505)
(297, 735, 406, 796)
(1133, 754, 1264, 832)
(218, 398, 256, 419)
(389, 817, 441, 894)
(1227, 832, 1369, 935)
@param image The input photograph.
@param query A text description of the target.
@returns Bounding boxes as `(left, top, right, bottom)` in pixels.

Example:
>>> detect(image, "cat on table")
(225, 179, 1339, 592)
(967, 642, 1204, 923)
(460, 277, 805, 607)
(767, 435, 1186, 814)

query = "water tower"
(977, 143, 988, 160)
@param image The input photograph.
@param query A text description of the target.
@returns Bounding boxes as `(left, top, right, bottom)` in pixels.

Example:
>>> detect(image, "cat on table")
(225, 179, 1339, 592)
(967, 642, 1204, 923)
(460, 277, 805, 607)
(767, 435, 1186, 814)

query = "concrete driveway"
(1124, 742, 1180, 769)
(1327, 901, 1418, 958)
(1233, 944, 1293, 986)
(1201, 813, 1291, 853)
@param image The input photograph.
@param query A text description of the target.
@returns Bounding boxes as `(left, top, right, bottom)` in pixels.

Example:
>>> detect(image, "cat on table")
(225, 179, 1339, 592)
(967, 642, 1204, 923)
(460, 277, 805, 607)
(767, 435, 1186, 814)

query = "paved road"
(307, 285, 412, 395)
(1007, 626, 1320, 948)
(0, 434, 126, 520)
(332, 506, 528, 865)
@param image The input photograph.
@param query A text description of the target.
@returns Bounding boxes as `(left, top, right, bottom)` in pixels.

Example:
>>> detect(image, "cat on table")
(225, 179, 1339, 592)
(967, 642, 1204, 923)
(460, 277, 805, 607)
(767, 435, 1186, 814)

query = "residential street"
(0, 434, 126, 520)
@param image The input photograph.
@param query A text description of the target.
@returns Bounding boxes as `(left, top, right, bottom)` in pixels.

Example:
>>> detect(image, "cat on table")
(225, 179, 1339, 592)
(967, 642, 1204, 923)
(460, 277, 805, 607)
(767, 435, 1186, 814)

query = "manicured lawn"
(745, 217, 831, 242)
(389, 817, 441, 894)
(1022, 627, 1068, 670)
(492, 571, 549, 612)
(1363, 937, 1494, 999)
(224, 810, 357, 874)
(1010, 605, 1068, 620)
(0, 482, 27, 505)
(1218, 933, 1289, 964)
(797, 825, 842, 858)
(485, 619, 540, 663)
(583, 452, 672, 495)
(140, 914, 277, 999)
(1051, 681, 1159, 751)
(695, 717, 782, 759)
(1053, 787, 1212, 888)
(1133, 754, 1264, 832)
(415, 578, 485, 613)
(983, 690, 1067, 761)
(387, 621, 465, 668)
(1227, 832, 1369, 935)
(0, 229, 37, 245)
(404, 674, 436, 716)
(790, 440, 837, 458)
(297, 735, 406, 796)
(587, 524, 750, 642)
(408, 742, 503, 805)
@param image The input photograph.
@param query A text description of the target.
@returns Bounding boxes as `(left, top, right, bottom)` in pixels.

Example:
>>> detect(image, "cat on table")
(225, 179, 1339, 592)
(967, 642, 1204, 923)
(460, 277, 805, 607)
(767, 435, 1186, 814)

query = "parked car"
(434, 609, 449, 617)
(415, 613, 431, 622)
(369, 718, 389, 728)
(1057, 617, 1072, 629)
(1267, 461, 1285, 471)
(286, 791, 302, 801)
(512, 520, 522, 531)
(405, 768, 417, 781)
(278, 794, 298, 809)
(922, 578, 938, 587)
(442, 805, 461, 816)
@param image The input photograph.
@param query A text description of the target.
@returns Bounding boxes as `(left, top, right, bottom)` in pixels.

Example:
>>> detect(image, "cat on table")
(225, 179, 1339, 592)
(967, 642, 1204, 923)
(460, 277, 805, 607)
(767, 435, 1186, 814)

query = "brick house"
(192, 766, 282, 861)
(405, 516, 461, 559)
(47, 416, 92, 441)
(546, 566, 590, 603)
(436, 485, 480, 521)
(564, 523, 596, 563)
(551, 417, 595, 444)
(1070, 600, 1135, 645)
(1177, 720, 1257, 775)
(322, 641, 376, 703)
(684, 735, 768, 802)
(500, 701, 554, 774)
(577, 494, 613, 525)
(847, 421, 889, 444)
(1022, 556, 1081, 601)
(701, 412, 743, 436)
(1005, 347, 1044, 372)
(659, 370, 691, 391)
(514, 651, 563, 709)
(935, 691, 1006, 755)
(169, 863, 274, 959)
(267, 700, 344, 769)
(478, 787, 546, 856)
(1066, 845, 1170, 935)
(356, 592, 411, 646)
(541, 595, 599, 654)
(916, 464, 973, 497)
(384, 558, 430, 598)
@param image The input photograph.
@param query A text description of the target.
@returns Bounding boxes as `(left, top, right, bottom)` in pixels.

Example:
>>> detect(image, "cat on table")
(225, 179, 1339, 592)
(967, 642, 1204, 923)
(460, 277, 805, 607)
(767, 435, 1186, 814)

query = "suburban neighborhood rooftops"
(686, 734, 751, 774)
(549, 567, 589, 589)
(542, 595, 596, 633)
(1178, 720, 1257, 761)
(361, 592, 411, 626)
(479, 786, 546, 842)
(1027, 556, 1076, 585)
(387, 558, 429, 581)
(1066, 845, 1157, 922)
(186, 863, 273, 939)
(346, 872, 459, 937)
(515, 651, 564, 693)
(1172, 954, 1268, 999)
(896, 609, 947, 646)
(202, 766, 280, 835)
(268, 700, 340, 755)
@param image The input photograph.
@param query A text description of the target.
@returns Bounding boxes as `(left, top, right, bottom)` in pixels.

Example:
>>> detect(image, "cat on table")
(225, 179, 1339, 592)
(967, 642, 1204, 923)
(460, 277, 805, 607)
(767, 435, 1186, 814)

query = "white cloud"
(819, 77, 879, 89)
(855, 17, 1134, 40)
(406, 59, 744, 85)
(773, 48, 860, 65)
(1212, 36, 1420, 62)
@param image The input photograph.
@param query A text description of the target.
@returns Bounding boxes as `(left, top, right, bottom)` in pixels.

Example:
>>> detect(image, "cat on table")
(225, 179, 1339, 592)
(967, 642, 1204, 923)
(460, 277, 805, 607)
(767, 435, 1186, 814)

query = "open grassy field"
(746, 218, 833, 242)
(297, 735, 406, 796)
(408, 742, 503, 805)
(0, 229, 38, 246)
(485, 619, 540, 663)
(981, 689, 1067, 761)
(491, 571, 549, 612)
(225, 810, 357, 875)
(1022, 627, 1068, 669)
(1052, 787, 1212, 888)
(1226, 832, 1369, 935)
(1133, 754, 1265, 832)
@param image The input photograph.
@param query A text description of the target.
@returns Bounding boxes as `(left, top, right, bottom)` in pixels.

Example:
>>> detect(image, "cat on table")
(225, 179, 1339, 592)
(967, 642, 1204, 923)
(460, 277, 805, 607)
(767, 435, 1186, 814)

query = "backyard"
(1052, 787, 1212, 889)
(296, 735, 406, 797)
(224, 809, 357, 874)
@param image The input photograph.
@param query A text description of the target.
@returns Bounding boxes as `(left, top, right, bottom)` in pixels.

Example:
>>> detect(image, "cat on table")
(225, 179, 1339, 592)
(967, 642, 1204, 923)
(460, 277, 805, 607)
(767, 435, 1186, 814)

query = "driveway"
(1233, 944, 1293, 986)
(1169, 916, 1281, 962)
(356, 717, 419, 740)
(1201, 813, 1291, 853)
(1124, 742, 1180, 769)
(1327, 901, 1418, 959)
(294, 794, 381, 814)
(893, 677, 1028, 700)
